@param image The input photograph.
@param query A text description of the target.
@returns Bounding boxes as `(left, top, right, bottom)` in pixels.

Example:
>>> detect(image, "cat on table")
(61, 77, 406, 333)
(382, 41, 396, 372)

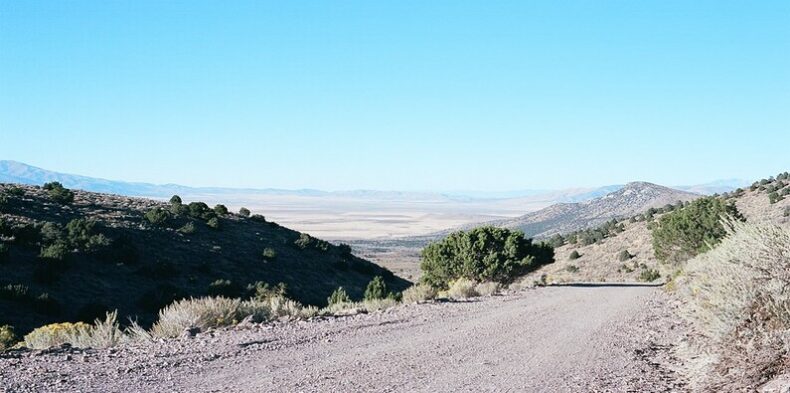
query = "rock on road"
(0, 285, 684, 393)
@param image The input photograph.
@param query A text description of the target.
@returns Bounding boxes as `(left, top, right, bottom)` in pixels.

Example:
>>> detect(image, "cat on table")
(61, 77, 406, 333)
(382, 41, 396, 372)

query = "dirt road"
(0, 286, 683, 392)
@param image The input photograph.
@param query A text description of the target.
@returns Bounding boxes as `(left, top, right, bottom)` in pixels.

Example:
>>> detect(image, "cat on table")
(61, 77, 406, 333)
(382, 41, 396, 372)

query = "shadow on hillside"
(548, 282, 664, 288)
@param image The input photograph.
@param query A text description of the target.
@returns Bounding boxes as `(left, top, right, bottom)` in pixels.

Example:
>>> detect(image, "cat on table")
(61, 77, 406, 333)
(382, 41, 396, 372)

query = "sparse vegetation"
(262, 247, 277, 260)
(651, 197, 743, 264)
(363, 276, 388, 301)
(401, 284, 436, 303)
(568, 250, 581, 260)
(475, 281, 500, 296)
(238, 207, 251, 217)
(42, 182, 74, 205)
(420, 226, 554, 289)
(327, 287, 351, 305)
(213, 204, 229, 215)
(565, 265, 579, 273)
(638, 268, 660, 282)
(446, 277, 478, 299)
(676, 222, 790, 390)
(177, 221, 196, 234)
(0, 325, 17, 350)
(206, 217, 220, 230)
(144, 207, 171, 226)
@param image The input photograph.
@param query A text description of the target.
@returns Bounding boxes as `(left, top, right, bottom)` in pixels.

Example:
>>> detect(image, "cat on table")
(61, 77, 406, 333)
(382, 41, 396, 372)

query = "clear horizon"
(2, 1, 788, 191)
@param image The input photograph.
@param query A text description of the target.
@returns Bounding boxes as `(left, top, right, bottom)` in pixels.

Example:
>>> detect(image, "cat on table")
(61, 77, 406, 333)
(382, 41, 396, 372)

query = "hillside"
(0, 183, 408, 335)
(523, 174, 790, 284)
(492, 182, 700, 238)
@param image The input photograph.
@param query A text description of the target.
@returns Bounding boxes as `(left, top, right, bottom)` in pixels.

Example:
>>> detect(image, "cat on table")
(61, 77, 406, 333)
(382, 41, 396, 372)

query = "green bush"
(144, 207, 171, 226)
(547, 234, 565, 248)
(40, 242, 69, 260)
(568, 250, 581, 260)
(364, 276, 388, 301)
(651, 197, 744, 264)
(250, 214, 267, 223)
(768, 191, 783, 204)
(187, 202, 215, 221)
(639, 268, 661, 282)
(169, 195, 182, 205)
(617, 250, 633, 261)
(206, 217, 220, 230)
(177, 221, 196, 235)
(262, 248, 277, 260)
(43, 182, 74, 204)
(65, 219, 110, 252)
(0, 325, 17, 350)
(565, 265, 579, 273)
(213, 204, 229, 215)
(5, 186, 24, 197)
(327, 287, 351, 305)
(420, 226, 554, 288)
(239, 207, 251, 217)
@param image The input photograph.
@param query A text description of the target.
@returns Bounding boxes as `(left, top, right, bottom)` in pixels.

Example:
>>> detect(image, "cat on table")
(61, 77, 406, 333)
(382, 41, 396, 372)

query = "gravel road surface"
(1, 285, 684, 392)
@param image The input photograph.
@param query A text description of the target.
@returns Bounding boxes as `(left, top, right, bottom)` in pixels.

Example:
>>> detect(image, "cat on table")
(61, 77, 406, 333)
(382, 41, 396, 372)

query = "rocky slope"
(492, 181, 700, 238)
(0, 183, 408, 335)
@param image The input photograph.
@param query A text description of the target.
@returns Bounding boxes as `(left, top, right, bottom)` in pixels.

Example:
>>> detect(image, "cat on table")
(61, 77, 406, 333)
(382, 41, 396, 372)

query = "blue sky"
(1, 1, 788, 191)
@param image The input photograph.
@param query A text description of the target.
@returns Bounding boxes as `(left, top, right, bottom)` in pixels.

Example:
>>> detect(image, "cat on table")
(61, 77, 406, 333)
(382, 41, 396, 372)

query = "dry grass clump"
(401, 284, 437, 303)
(474, 282, 500, 296)
(321, 298, 398, 315)
(23, 312, 126, 349)
(676, 221, 790, 390)
(446, 278, 478, 299)
(151, 295, 317, 338)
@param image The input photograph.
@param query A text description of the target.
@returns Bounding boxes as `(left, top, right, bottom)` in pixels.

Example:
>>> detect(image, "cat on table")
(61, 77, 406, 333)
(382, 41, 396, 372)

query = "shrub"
(327, 287, 351, 305)
(40, 242, 69, 260)
(250, 214, 267, 223)
(213, 204, 228, 215)
(651, 197, 743, 264)
(475, 281, 500, 296)
(206, 217, 220, 230)
(568, 250, 581, 260)
(177, 221, 196, 234)
(420, 226, 554, 289)
(675, 222, 790, 390)
(144, 207, 171, 226)
(617, 250, 633, 261)
(768, 191, 783, 204)
(238, 207, 251, 217)
(446, 278, 478, 299)
(364, 276, 388, 301)
(547, 234, 565, 248)
(23, 321, 91, 349)
(785, 206, 790, 217)
(0, 325, 17, 350)
(65, 219, 110, 252)
(294, 233, 312, 249)
(169, 195, 182, 205)
(207, 279, 241, 298)
(187, 202, 215, 221)
(43, 182, 74, 204)
(638, 269, 660, 282)
(565, 265, 579, 273)
(401, 284, 437, 303)
(262, 248, 277, 260)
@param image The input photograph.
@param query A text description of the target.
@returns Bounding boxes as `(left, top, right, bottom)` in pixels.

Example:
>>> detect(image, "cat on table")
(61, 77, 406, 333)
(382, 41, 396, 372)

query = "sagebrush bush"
(420, 226, 554, 289)
(475, 281, 500, 296)
(169, 195, 182, 205)
(213, 204, 229, 215)
(238, 207, 251, 217)
(262, 247, 277, 260)
(206, 217, 220, 230)
(39, 242, 69, 260)
(0, 325, 17, 350)
(676, 222, 790, 390)
(23, 321, 91, 349)
(446, 278, 478, 299)
(568, 250, 581, 260)
(327, 287, 351, 305)
(638, 269, 660, 282)
(401, 284, 436, 303)
(652, 197, 743, 264)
